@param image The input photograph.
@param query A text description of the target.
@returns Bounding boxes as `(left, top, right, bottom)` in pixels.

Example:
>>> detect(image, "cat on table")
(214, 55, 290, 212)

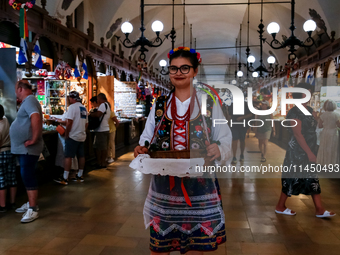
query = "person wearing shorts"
(227, 102, 253, 164)
(10, 80, 43, 223)
(90, 93, 111, 168)
(0, 104, 17, 213)
(54, 91, 88, 185)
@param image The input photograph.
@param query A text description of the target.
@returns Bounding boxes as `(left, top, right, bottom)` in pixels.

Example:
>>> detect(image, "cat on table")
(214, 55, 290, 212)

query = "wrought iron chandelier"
(266, 0, 316, 60)
(119, 0, 169, 60)
(245, 0, 276, 78)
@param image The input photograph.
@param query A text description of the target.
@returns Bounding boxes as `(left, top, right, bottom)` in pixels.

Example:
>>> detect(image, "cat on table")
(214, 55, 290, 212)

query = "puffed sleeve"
(139, 102, 156, 146)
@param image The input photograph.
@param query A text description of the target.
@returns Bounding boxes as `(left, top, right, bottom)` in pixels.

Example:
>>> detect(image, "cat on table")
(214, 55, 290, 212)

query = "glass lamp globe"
(247, 55, 256, 64)
(237, 71, 243, 77)
(231, 79, 237, 85)
(121, 22, 133, 34)
(303, 20, 316, 32)
(159, 59, 167, 67)
(267, 22, 280, 34)
(252, 72, 259, 78)
(151, 20, 164, 32)
(267, 56, 276, 64)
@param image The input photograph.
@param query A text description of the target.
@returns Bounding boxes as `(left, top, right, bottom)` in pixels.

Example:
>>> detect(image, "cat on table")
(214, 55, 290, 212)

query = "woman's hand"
(134, 146, 149, 158)
(307, 152, 317, 163)
(205, 141, 221, 161)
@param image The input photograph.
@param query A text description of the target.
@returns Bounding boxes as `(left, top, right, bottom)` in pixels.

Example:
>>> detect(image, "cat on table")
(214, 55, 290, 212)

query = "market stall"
(113, 78, 147, 148)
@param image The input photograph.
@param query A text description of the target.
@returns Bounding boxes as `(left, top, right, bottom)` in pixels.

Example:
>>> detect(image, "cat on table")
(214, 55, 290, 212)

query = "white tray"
(129, 154, 204, 177)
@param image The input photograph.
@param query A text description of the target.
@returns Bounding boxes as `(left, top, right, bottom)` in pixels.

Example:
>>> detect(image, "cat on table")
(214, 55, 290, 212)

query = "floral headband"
(167, 47, 201, 63)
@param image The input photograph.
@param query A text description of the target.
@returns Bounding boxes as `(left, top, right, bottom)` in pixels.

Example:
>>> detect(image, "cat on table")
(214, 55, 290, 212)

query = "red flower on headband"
(167, 53, 170, 58)
(178, 47, 185, 50)
(197, 52, 201, 60)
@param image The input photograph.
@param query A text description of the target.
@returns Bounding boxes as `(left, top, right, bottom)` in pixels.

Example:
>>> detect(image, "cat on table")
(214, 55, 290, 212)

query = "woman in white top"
(317, 100, 340, 165)
(134, 47, 232, 255)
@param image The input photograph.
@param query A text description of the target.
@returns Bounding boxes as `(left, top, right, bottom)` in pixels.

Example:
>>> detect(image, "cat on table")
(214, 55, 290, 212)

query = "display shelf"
(114, 80, 137, 118)
(45, 79, 69, 116)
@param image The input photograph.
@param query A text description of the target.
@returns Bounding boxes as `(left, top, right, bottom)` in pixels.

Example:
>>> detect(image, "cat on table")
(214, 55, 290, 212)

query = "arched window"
(74, 2, 84, 32)
(62, 48, 75, 68)
(0, 21, 20, 47)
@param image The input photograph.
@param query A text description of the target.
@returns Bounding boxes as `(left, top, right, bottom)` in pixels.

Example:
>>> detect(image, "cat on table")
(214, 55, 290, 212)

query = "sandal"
(275, 208, 296, 216)
(261, 157, 266, 162)
(316, 210, 336, 218)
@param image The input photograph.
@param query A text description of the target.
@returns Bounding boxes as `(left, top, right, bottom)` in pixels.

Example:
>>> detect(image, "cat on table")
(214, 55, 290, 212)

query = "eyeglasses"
(168, 65, 194, 74)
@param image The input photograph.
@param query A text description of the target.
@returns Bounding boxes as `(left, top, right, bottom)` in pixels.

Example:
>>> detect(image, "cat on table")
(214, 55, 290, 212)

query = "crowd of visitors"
(0, 80, 118, 223)
(0, 77, 337, 232)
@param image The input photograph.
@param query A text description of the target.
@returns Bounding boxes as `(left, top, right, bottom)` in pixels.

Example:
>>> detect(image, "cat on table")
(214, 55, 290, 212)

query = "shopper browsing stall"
(90, 93, 111, 168)
(54, 91, 88, 185)
(53, 96, 79, 177)
(133, 47, 232, 254)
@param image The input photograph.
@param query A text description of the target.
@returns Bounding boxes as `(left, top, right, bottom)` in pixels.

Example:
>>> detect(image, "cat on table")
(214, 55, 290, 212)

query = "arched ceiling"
(38, 0, 340, 85)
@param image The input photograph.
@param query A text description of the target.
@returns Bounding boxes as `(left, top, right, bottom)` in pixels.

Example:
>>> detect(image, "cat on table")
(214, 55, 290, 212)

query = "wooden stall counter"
(115, 117, 146, 150)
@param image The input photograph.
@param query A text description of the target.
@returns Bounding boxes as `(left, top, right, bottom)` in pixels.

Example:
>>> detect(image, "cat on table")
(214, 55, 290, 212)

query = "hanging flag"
(74, 55, 81, 78)
(19, 8, 29, 39)
(307, 73, 315, 86)
(18, 38, 28, 65)
(82, 59, 88, 79)
(33, 40, 43, 69)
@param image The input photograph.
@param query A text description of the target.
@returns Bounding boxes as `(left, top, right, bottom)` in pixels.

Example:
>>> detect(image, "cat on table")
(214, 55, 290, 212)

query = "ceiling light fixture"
(119, 0, 169, 60)
(266, 0, 316, 60)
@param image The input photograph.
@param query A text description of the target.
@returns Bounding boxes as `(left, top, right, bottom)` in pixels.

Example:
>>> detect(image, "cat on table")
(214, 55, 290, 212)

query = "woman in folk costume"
(134, 47, 232, 254)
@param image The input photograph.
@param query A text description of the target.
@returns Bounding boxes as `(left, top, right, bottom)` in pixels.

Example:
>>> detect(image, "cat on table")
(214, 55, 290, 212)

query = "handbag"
(56, 125, 65, 136)
(88, 103, 108, 130)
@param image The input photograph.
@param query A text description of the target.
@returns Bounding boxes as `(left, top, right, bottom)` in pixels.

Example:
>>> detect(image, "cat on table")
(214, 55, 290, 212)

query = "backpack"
(88, 103, 108, 131)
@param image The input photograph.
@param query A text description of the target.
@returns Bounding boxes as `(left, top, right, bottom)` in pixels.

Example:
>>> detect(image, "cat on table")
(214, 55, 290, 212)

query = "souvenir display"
(114, 79, 137, 118)
(45, 79, 69, 116)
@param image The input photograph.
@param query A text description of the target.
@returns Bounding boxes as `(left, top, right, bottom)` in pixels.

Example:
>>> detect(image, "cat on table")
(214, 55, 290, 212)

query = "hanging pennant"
(33, 40, 43, 68)
(74, 55, 81, 78)
(18, 38, 28, 64)
(82, 59, 88, 80)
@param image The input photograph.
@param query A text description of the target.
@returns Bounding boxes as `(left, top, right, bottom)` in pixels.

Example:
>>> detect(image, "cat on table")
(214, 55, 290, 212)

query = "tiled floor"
(1, 135, 340, 255)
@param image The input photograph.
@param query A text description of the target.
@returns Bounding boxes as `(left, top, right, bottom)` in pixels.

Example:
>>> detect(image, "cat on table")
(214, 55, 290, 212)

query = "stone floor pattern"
(1, 135, 340, 255)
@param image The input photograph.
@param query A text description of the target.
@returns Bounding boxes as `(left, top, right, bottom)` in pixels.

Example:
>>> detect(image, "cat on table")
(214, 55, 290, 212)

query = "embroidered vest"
(152, 95, 214, 151)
